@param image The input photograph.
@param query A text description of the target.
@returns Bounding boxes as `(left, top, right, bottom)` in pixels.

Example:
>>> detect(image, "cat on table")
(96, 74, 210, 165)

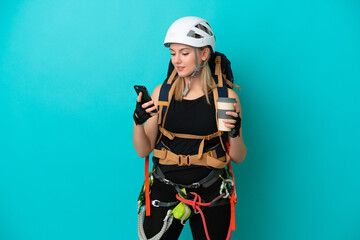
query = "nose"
(175, 54, 181, 64)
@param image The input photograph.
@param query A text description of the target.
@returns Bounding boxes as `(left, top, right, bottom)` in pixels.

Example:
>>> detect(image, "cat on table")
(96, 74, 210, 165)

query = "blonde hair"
(174, 47, 216, 104)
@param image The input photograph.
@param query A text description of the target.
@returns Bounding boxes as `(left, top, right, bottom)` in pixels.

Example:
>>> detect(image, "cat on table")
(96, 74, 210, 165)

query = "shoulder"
(227, 88, 242, 115)
(151, 84, 163, 103)
(227, 88, 240, 102)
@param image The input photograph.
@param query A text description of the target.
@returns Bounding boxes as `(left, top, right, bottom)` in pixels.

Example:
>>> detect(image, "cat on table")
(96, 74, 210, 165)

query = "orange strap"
(214, 56, 223, 87)
(154, 148, 230, 169)
(212, 83, 227, 153)
(232, 84, 241, 92)
(167, 69, 177, 84)
(145, 156, 151, 216)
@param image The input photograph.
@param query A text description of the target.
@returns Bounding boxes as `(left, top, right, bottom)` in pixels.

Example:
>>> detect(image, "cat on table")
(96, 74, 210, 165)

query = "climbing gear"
(137, 52, 241, 239)
(133, 101, 152, 125)
(152, 165, 225, 197)
(144, 156, 151, 216)
(219, 175, 234, 199)
(138, 208, 174, 240)
(229, 113, 241, 138)
(137, 163, 236, 240)
(189, 47, 209, 78)
(137, 157, 176, 240)
(171, 189, 191, 225)
(171, 202, 191, 225)
(164, 16, 215, 79)
(155, 52, 240, 169)
(153, 146, 230, 169)
(182, 78, 191, 96)
(164, 16, 216, 53)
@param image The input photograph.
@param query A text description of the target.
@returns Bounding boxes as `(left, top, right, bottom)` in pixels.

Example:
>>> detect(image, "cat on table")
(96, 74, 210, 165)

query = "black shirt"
(160, 92, 220, 172)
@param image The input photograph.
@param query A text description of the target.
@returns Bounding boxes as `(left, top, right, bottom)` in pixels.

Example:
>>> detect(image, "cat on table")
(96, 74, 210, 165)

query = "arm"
(222, 88, 247, 164)
(132, 84, 162, 158)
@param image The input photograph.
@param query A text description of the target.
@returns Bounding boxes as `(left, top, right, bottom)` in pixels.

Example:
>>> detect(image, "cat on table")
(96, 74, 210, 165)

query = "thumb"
(137, 92, 142, 103)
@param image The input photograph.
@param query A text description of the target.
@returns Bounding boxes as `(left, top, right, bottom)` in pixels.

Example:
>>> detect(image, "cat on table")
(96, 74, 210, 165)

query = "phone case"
(134, 85, 157, 113)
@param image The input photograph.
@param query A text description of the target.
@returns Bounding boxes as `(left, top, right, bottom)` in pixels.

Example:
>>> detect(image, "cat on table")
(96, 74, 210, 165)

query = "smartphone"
(134, 85, 157, 113)
(134, 85, 152, 103)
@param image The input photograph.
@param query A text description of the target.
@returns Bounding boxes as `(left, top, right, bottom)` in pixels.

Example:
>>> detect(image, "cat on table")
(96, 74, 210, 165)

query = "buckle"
(163, 178, 170, 185)
(152, 200, 160, 207)
(191, 182, 201, 188)
(178, 155, 190, 166)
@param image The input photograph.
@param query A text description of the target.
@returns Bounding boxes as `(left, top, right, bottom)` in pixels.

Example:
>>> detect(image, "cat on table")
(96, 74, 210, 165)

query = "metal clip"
(163, 178, 170, 185)
(220, 181, 230, 198)
(191, 182, 201, 188)
(152, 200, 160, 207)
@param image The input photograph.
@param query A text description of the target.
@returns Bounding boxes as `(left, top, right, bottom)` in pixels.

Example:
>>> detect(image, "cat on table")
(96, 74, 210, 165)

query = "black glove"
(133, 101, 153, 125)
(229, 113, 241, 138)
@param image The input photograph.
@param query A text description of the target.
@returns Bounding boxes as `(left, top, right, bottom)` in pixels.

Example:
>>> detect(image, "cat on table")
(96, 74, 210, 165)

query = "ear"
(201, 47, 210, 61)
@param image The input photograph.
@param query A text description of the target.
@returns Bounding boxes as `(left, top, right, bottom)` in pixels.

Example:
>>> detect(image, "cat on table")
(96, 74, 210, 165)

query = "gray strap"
(182, 79, 191, 96)
(153, 166, 224, 190)
(152, 199, 179, 208)
(190, 47, 209, 78)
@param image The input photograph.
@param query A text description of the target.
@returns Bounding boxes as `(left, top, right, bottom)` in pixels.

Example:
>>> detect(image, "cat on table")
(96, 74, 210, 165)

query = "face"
(169, 43, 209, 78)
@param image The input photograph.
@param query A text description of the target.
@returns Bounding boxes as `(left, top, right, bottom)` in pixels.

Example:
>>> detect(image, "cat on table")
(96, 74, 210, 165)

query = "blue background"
(1, 0, 359, 239)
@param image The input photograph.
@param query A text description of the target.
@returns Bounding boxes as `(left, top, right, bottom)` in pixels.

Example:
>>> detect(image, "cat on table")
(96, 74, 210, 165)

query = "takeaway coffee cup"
(217, 97, 237, 132)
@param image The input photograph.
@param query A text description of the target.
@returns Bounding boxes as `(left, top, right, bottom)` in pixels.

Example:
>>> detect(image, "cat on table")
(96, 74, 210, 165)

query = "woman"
(133, 16, 247, 240)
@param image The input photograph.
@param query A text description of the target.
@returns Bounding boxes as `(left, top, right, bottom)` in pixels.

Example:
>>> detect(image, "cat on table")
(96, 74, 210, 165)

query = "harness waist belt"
(153, 148, 230, 169)
(153, 165, 225, 190)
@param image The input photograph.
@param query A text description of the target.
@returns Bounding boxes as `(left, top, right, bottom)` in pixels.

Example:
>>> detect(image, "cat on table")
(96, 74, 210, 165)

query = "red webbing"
(228, 162, 237, 231)
(145, 156, 151, 216)
(226, 142, 237, 233)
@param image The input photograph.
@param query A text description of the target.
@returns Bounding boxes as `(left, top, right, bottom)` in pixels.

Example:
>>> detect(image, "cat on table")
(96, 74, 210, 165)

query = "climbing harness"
(137, 162, 236, 240)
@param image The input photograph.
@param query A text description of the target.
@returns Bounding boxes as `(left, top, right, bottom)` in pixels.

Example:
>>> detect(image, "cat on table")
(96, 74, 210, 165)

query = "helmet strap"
(182, 78, 191, 97)
(183, 48, 209, 97)
(190, 47, 208, 78)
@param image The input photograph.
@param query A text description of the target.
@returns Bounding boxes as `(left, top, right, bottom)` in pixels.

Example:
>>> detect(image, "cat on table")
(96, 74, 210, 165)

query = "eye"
(182, 52, 189, 56)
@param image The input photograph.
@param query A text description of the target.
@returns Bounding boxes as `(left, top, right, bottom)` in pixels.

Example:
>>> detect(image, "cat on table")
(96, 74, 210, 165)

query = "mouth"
(176, 66, 185, 71)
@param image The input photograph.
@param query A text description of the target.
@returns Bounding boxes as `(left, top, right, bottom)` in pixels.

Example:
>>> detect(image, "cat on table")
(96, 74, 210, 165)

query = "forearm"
(133, 123, 154, 158)
(228, 132, 247, 164)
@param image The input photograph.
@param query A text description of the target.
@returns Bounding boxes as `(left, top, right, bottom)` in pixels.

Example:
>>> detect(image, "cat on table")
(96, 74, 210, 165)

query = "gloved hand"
(229, 113, 241, 138)
(133, 92, 157, 125)
(133, 102, 152, 125)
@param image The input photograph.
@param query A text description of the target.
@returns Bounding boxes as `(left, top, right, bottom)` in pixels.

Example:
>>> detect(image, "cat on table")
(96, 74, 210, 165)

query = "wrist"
(134, 121, 144, 127)
(133, 112, 145, 125)
(229, 115, 241, 138)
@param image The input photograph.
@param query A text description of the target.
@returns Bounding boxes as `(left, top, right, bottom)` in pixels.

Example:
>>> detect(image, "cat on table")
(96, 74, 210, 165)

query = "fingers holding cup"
(217, 97, 237, 132)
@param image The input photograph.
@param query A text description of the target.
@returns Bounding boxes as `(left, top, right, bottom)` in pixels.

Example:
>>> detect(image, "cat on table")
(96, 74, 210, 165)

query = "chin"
(177, 72, 191, 78)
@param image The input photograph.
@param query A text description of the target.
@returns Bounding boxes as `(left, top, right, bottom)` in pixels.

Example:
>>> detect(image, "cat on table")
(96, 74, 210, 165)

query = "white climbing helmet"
(164, 16, 215, 52)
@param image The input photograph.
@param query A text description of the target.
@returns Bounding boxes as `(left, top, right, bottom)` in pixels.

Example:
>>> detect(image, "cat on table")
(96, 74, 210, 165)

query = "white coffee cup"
(217, 97, 237, 132)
